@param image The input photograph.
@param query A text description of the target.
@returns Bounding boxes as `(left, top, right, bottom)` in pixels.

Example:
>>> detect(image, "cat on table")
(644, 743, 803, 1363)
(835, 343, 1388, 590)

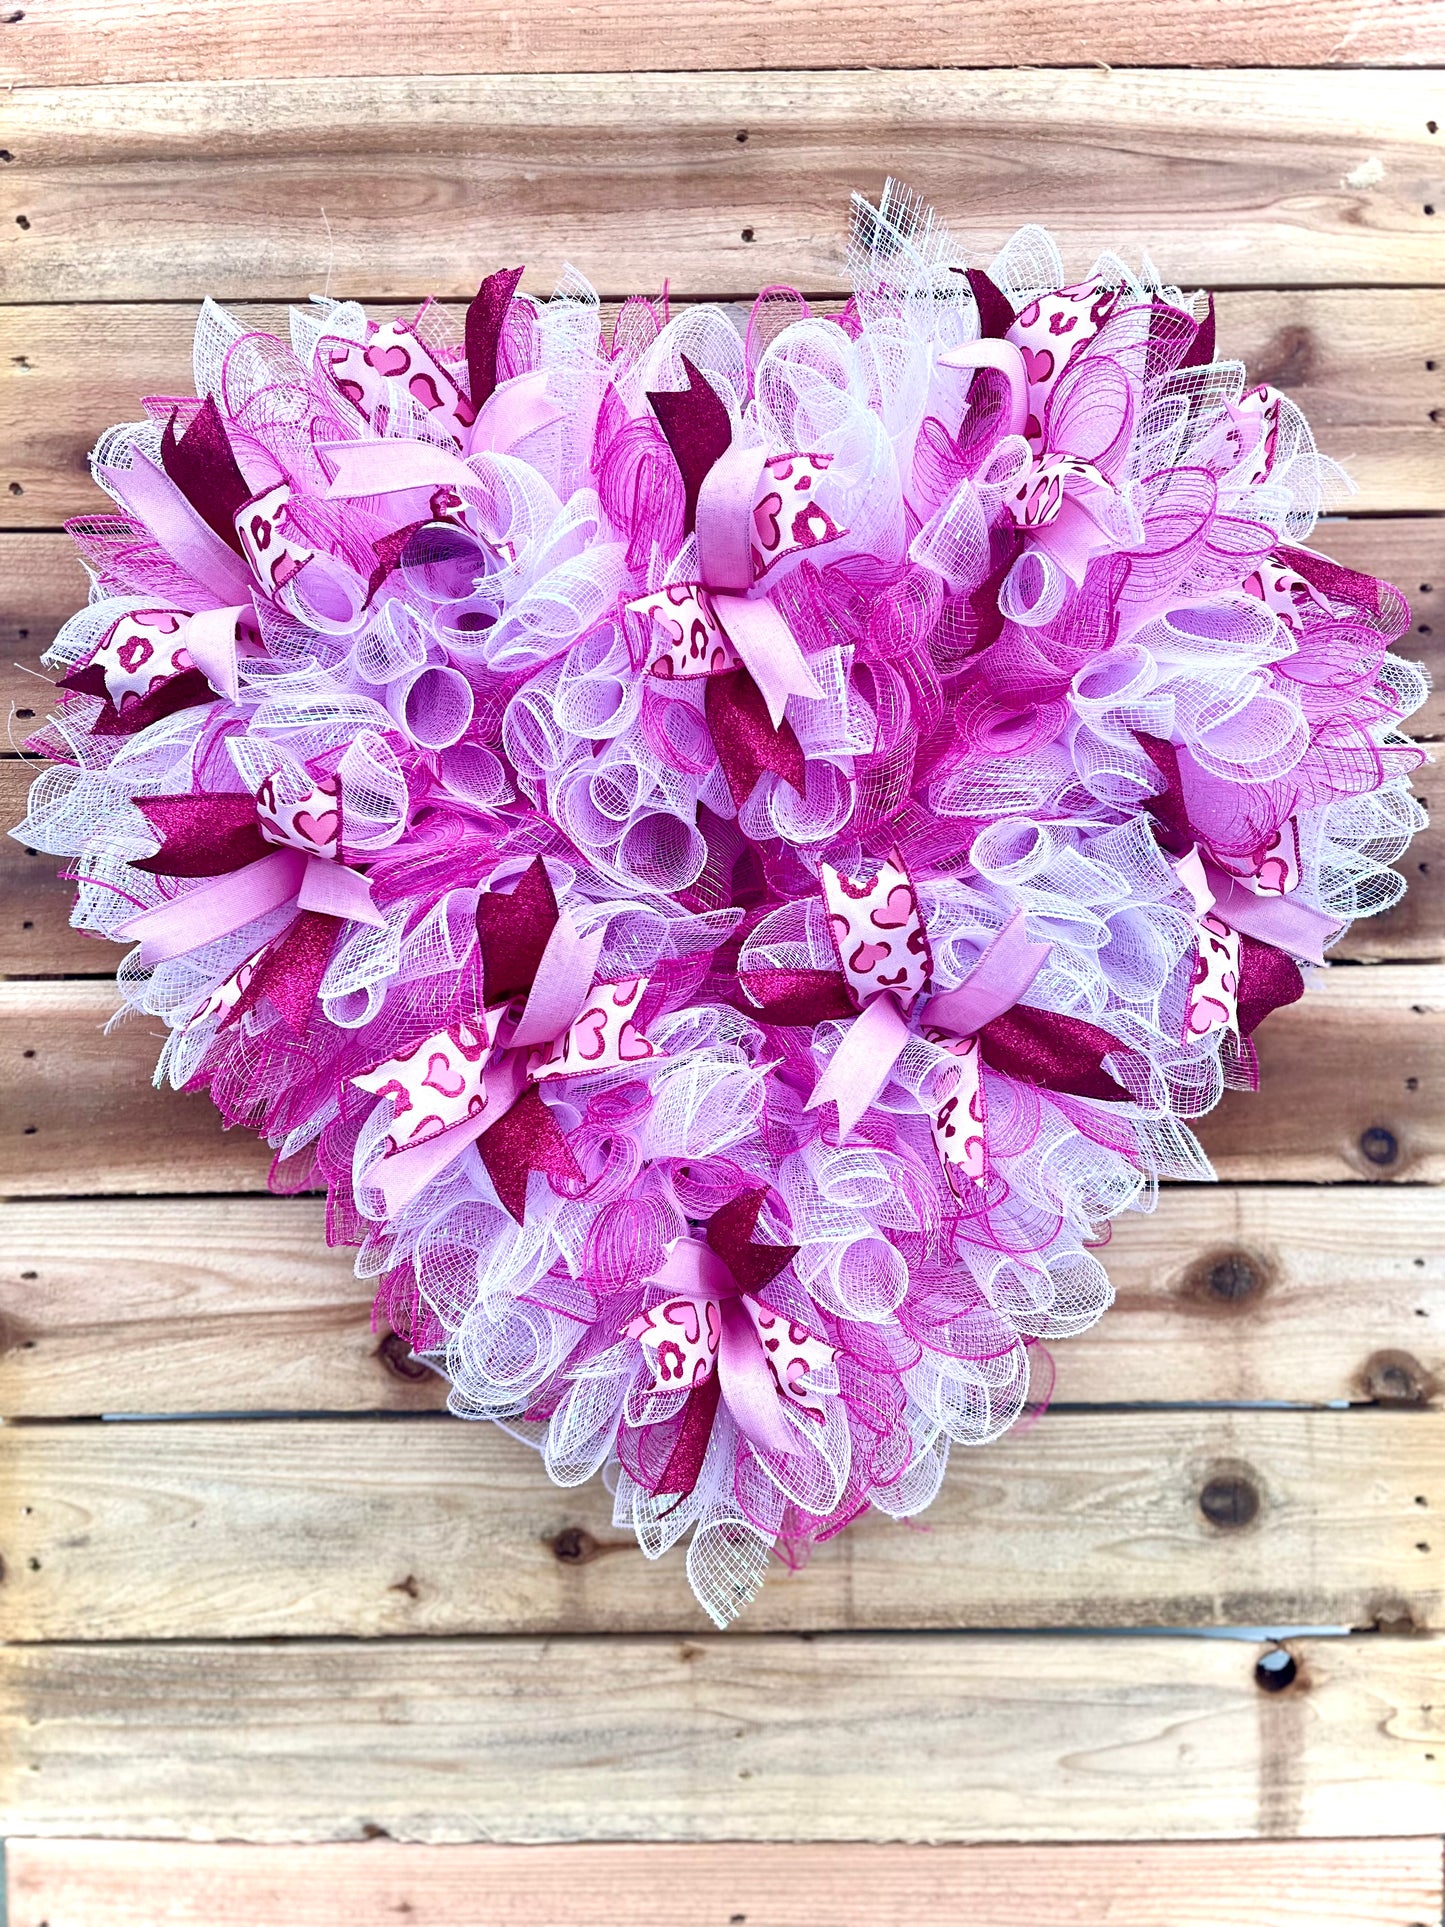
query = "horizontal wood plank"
(4, 970, 1442, 1196)
(0, 981, 274, 1196)
(7, 291, 1445, 527)
(7, 0, 1444, 86)
(1, 1187, 1441, 1417)
(1193, 963, 1445, 1181)
(1, 1633, 1439, 1840)
(8, 1836, 1443, 1927)
(1, 1409, 1438, 1637)
(3, 72, 1442, 301)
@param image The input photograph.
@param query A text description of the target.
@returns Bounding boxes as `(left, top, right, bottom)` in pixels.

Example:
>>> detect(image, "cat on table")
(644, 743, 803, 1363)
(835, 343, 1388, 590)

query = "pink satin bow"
(354, 858, 661, 1222)
(626, 1189, 834, 1483)
(116, 776, 385, 1034)
(629, 357, 844, 806)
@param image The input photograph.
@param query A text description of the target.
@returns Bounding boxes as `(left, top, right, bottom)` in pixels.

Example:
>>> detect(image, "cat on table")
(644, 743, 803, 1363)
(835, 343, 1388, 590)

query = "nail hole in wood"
(14, 214, 28, 229)
(741, 227, 755, 242)
(1254, 1648, 1297, 1693)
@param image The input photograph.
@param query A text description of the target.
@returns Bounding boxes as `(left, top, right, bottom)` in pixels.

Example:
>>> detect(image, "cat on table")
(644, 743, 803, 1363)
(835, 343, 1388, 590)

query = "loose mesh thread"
(15, 182, 1427, 1626)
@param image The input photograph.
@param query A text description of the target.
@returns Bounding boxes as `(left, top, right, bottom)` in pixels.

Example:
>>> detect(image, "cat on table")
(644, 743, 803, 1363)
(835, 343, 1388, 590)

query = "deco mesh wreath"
(18, 185, 1425, 1623)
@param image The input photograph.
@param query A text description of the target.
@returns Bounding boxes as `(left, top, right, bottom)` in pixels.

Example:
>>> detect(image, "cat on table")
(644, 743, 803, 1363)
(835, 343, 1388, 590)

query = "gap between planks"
(0, 1633, 1440, 1842)
(0, 1186, 1438, 1415)
(2, 71, 1442, 299)
(6, 0, 1444, 86)
(6, 290, 1445, 524)
(6, 1837, 1443, 1927)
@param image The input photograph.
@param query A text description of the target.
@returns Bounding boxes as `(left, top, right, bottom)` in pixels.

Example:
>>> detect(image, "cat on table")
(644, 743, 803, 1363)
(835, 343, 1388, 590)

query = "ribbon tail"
(183, 604, 250, 701)
(926, 911, 1053, 1036)
(476, 1084, 584, 1225)
(717, 1298, 797, 1457)
(100, 450, 256, 607)
(466, 369, 565, 457)
(655, 1371, 722, 1503)
(1204, 870, 1341, 967)
(977, 1006, 1132, 1104)
(374, 1107, 493, 1217)
(508, 909, 607, 1050)
(323, 440, 487, 502)
(805, 992, 912, 1140)
(117, 848, 306, 967)
(705, 668, 806, 806)
(712, 592, 825, 728)
(296, 854, 387, 928)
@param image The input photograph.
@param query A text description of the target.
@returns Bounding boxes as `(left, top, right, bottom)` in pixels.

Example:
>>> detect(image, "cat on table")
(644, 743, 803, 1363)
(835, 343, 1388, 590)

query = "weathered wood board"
(4, 72, 1442, 302)
(1, 1635, 1440, 1843)
(9, 1, 1444, 84)
(1, 1408, 1438, 1638)
(9, 1836, 1444, 1927)
(2, 1186, 1439, 1417)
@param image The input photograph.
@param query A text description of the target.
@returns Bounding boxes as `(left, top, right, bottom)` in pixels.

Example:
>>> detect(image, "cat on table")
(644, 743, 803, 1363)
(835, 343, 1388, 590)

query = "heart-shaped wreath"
(18, 185, 1425, 1623)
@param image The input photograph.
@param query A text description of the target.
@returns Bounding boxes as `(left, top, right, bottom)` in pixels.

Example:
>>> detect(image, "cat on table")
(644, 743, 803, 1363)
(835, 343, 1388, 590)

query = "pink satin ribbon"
(117, 847, 383, 967)
(1177, 845, 1340, 968)
(649, 1240, 805, 1457)
(507, 909, 606, 1051)
(100, 451, 255, 607)
(183, 604, 249, 702)
(323, 371, 563, 501)
(691, 440, 824, 727)
(806, 911, 1053, 1140)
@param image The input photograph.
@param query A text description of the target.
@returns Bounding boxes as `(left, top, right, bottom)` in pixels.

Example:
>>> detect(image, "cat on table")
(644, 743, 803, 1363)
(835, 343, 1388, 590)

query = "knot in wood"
(1254, 1648, 1298, 1694)
(1359, 1126, 1399, 1168)
(550, 1526, 598, 1565)
(1361, 1348, 1434, 1406)
(1199, 1471, 1260, 1529)
(377, 1331, 430, 1382)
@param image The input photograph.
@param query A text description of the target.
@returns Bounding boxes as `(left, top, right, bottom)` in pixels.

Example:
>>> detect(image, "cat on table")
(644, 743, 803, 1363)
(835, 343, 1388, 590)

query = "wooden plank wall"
(1, 4, 1443, 1921)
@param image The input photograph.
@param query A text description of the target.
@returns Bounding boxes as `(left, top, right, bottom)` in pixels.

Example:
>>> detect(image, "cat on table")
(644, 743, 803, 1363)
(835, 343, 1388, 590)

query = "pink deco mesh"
(15, 183, 1427, 1627)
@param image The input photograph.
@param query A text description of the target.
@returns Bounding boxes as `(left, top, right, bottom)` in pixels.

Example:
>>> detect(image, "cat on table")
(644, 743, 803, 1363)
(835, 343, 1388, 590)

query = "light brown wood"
(1, 1633, 1440, 1841)
(4, 969, 1441, 1196)
(1, 1187, 1441, 1417)
(0, 981, 274, 1196)
(8, 1836, 1443, 1927)
(0, 760, 124, 977)
(0, 536, 77, 726)
(1194, 962, 1445, 1182)
(3, 72, 1442, 302)
(8, 290, 1445, 527)
(7, 0, 1444, 87)
(1, 1408, 1438, 1637)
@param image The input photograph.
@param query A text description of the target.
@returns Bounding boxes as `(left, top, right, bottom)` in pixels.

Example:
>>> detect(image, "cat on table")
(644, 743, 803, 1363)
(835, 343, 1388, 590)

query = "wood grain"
(1194, 963, 1445, 1182)
(0, 982, 274, 1196)
(7, 291, 1445, 527)
(4, 970, 1441, 1196)
(8, 1837, 1443, 1927)
(3, 72, 1442, 302)
(1, 1633, 1440, 1841)
(1, 1409, 1439, 1638)
(7, 0, 1444, 87)
(2, 1186, 1439, 1417)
